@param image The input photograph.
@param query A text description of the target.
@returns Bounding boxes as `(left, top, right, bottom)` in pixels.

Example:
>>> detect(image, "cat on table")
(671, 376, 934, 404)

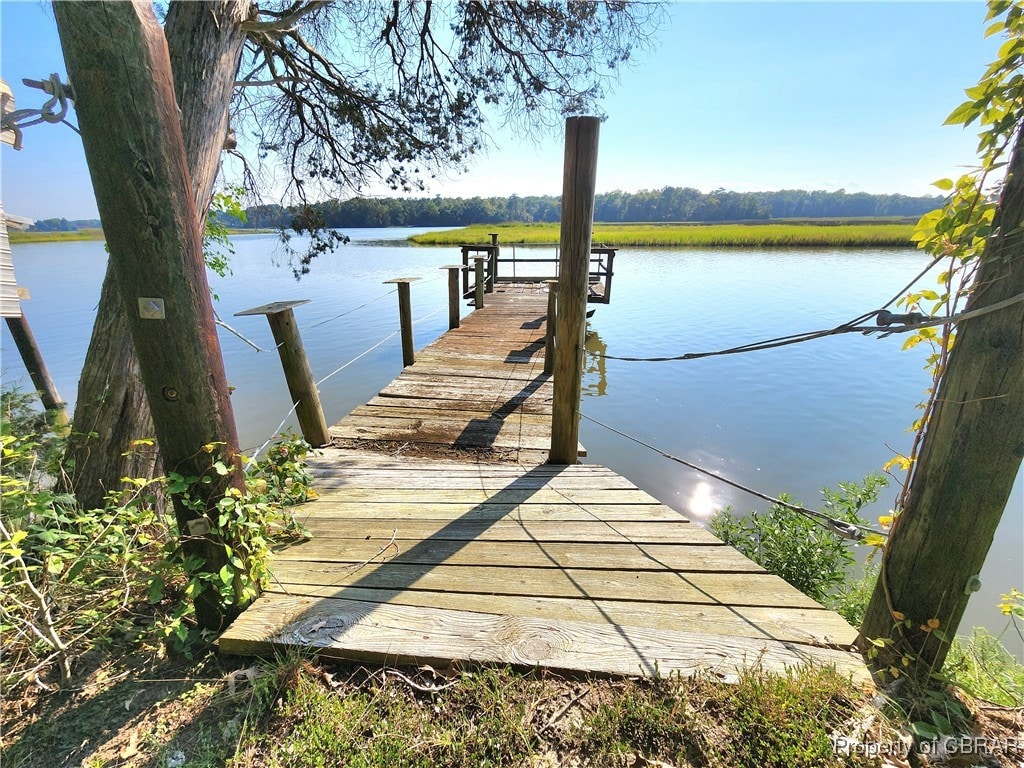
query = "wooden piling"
(234, 300, 329, 447)
(385, 277, 420, 367)
(487, 233, 499, 293)
(543, 279, 558, 376)
(473, 257, 486, 309)
(4, 314, 71, 436)
(549, 116, 601, 465)
(441, 265, 466, 330)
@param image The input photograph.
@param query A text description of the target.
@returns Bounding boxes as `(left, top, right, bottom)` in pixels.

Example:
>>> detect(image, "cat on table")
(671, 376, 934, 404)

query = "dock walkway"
(219, 285, 869, 683)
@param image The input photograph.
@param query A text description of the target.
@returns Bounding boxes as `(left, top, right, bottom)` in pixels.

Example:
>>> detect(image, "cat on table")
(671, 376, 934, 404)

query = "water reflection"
(582, 323, 608, 397)
(686, 480, 718, 520)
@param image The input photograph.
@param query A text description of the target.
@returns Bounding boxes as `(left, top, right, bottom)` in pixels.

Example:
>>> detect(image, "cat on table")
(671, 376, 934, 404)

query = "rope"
(245, 304, 447, 457)
(213, 310, 271, 352)
(315, 331, 400, 385)
(594, 290, 1024, 363)
(577, 410, 887, 541)
(313, 307, 442, 386)
(303, 287, 398, 331)
(412, 307, 443, 324)
(245, 401, 300, 467)
(1, 75, 79, 150)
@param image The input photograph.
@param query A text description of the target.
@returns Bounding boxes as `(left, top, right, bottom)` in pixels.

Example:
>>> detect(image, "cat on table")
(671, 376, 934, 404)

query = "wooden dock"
(219, 285, 869, 683)
(328, 286, 567, 461)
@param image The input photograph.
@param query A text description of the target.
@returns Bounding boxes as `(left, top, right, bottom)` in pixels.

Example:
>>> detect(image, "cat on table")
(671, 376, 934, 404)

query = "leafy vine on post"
(860, 0, 1024, 682)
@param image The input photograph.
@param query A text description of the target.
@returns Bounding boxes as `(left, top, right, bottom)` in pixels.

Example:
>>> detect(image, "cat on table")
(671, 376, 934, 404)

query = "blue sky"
(0, 1, 1001, 220)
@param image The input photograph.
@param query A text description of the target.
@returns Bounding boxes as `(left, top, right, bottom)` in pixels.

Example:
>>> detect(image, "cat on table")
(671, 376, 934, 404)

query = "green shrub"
(828, 562, 880, 627)
(1, 386, 315, 687)
(709, 475, 886, 604)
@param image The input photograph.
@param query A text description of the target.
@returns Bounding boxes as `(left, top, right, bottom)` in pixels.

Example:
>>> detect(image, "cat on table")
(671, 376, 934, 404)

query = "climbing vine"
(155, 438, 314, 646)
(885, 0, 1024, 512)
(860, 0, 1024, 683)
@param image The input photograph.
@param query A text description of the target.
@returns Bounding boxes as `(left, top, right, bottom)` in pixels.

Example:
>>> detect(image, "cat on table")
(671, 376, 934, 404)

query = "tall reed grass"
(410, 221, 916, 248)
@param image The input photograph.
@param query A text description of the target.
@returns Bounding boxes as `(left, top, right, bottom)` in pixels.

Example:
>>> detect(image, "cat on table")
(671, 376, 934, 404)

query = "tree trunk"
(165, 0, 252, 215)
(859, 129, 1024, 676)
(54, 0, 246, 630)
(62, 270, 160, 511)
(62, 0, 250, 513)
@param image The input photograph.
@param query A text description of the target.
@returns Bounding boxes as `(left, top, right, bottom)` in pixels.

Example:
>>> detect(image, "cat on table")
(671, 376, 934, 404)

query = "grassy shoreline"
(8, 228, 276, 244)
(410, 221, 917, 248)
(7, 228, 105, 244)
(9, 221, 917, 248)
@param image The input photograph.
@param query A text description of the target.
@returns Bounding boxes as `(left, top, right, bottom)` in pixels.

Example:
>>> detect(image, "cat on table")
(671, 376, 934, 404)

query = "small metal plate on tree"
(138, 297, 165, 320)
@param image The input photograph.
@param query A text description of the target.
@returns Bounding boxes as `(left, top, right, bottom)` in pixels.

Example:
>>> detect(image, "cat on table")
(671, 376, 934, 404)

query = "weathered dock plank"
(270, 539, 768, 573)
(264, 561, 820, 608)
(228, 591, 858, 648)
(220, 597, 869, 683)
(292, 518, 718, 544)
(293, 501, 691, 522)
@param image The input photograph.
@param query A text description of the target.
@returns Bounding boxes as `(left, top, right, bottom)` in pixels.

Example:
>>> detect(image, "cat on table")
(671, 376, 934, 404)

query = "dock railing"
(459, 241, 615, 304)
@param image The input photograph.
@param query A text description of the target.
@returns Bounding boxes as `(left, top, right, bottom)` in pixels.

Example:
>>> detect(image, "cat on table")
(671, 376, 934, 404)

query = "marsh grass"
(946, 627, 1024, 707)
(410, 221, 916, 247)
(7, 228, 105, 244)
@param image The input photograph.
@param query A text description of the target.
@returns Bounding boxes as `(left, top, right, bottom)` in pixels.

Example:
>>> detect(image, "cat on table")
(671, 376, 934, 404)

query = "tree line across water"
(227, 187, 944, 230)
(25, 188, 943, 232)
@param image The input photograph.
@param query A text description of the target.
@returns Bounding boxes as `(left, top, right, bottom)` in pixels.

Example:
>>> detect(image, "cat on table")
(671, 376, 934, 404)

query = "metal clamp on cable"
(826, 519, 867, 541)
(875, 309, 927, 327)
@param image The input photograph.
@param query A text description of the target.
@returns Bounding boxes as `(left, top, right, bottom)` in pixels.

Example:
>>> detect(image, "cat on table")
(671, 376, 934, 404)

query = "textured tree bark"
(62, 0, 250, 515)
(62, 270, 159, 511)
(859, 129, 1024, 676)
(54, 0, 247, 630)
(165, 0, 252, 214)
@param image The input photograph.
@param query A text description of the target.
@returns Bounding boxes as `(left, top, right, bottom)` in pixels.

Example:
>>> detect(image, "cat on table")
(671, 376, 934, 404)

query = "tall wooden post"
(385, 277, 420, 366)
(543, 279, 558, 376)
(441, 265, 466, 329)
(234, 301, 329, 447)
(54, 2, 243, 630)
(473, 257, 486, 309)
(860, 124, 1024, 677)
(487, 233, 499, 293)
(549, 117, 600, 464)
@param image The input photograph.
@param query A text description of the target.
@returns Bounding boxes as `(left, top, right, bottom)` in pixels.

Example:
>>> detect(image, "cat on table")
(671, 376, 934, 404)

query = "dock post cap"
(234, 299, 310, 317)
(439, 264, 470, 270)
(471, 254, 488, 260)
(383, 277, 423, 284)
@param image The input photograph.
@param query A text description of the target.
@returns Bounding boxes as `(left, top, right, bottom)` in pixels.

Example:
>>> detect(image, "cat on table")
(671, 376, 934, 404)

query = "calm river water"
(3, 227, 1021, 655)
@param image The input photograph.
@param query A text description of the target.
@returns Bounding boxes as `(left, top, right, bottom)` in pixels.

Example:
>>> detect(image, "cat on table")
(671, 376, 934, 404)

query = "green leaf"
(986, 20, 1008, 36)
(66, 558, 89, 581)
(944, 100, 979, 126)
(908, 721, 939, 739)
(932, 178, 954, 191)
(930, 711, 953, 734)
(149, 576, 165, 604)
(219, 564, 234, 585)
(213, 461, 229, 476)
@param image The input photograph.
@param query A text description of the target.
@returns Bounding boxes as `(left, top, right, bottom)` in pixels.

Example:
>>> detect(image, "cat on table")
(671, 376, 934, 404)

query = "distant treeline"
(27, 217, 103, 232)
(222, 187, 945, 230)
